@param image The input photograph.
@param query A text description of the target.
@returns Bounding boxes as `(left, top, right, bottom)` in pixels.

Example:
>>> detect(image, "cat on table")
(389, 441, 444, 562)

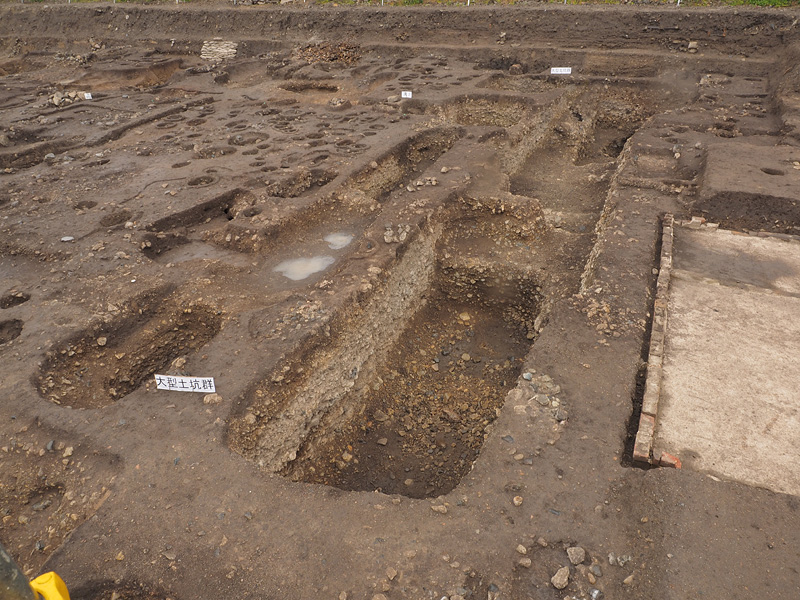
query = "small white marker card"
(155, 374, 216, 393)
(550, 67, 572, 75)
(401, 91, 413, 99)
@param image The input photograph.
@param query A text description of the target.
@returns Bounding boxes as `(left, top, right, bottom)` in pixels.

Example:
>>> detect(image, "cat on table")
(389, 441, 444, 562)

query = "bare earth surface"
(1, 5, 800, 600)
(656, 225, 800, 497)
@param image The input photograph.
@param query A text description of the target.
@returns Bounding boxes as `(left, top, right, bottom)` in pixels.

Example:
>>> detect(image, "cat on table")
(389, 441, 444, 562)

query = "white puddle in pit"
(324, 232, 354, 250)
(274, 256, 336, 281)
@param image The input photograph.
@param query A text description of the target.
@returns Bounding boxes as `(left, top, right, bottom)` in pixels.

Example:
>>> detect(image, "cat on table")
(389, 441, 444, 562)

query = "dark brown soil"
(1, 5, 799, 600)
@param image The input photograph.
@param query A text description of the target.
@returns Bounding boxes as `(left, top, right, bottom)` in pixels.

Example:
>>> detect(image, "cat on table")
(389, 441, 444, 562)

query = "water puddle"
(273, 256, 336, 281)
(324, 232, 353, 250)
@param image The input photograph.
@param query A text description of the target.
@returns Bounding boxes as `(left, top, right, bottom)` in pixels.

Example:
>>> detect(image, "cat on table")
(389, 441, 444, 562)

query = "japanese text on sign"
(154, 375, 216, 393)
(401, 91, 413, 99)
(550, 67, 572, 75)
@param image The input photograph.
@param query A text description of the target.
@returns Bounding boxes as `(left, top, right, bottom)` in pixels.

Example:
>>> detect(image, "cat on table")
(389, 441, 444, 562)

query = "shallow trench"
(36, 291, 222, 409)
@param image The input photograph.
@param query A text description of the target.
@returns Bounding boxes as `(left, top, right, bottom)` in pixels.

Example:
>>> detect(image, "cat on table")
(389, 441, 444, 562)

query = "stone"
(203, 393, 223, 405)
(567, 546, 586, 565)
(431, 504, 447, 514)
(522, 372, 533, 380)
(551, 566, 570, 590)
(386, 567, 397, 580)
(518, 557, 532, 568)
(377, 438, 388, 446)
(623, 574, 634, 585)
(512, 496, 523, 507)
(60, 236, 75, 243)
(374, 409, 390, 422)
(96, 336, 107, 347)
(590, 564, 603, 577)
(515, 544, 527, 555)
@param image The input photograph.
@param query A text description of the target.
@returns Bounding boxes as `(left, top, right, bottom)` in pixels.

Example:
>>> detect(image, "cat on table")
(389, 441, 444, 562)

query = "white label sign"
(401, 91, 413, 99)
(155, 374, 215, 393)
(83, 92, 93, 100)
(550, 67, 572, 75)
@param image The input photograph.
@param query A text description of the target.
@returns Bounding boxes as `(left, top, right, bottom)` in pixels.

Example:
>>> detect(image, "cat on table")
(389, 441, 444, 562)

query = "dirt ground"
(1, 4, 800, 600)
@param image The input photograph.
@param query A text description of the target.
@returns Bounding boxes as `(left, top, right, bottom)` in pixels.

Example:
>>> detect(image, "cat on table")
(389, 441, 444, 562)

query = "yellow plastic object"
(29, 572, 70, 600)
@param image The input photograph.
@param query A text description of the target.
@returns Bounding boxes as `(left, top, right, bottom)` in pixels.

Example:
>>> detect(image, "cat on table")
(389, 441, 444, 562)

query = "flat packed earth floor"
(1, 5, 800, 600)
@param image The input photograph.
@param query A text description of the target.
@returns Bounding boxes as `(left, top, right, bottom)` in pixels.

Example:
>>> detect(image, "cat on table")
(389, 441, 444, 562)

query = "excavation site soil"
(2, 4, 800, 600)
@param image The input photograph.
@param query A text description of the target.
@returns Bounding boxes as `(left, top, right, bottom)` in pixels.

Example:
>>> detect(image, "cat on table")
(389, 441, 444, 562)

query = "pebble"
(374, 410, 390, 422)
(623, 574, 634, 585)
(377, 438, 388, 446)
(203, 393, 223, 405)
(512, 496, 523, 507)
(522, 372, 533, 380)
(518, 557, 532, 568)
(461, 353, 471, 361)
(372, 595, 388, 600)
(431, 505, 448, 514)
(515, 544, 527, 555)
(590, 564, 603, 577)
(115, 551, 125, 561)
(60, 236, 75, 243)
(386, 567, 397, 580)
(487, 584, 500, 600)
(63, 446, 74, 458)
(551, 566, 570, 590)
(567, 546, 586, 565)
(97, 337, 107, 347)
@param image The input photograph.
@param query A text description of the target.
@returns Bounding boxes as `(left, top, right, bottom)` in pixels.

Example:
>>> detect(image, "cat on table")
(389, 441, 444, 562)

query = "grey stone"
(567, 546, 586, 565)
